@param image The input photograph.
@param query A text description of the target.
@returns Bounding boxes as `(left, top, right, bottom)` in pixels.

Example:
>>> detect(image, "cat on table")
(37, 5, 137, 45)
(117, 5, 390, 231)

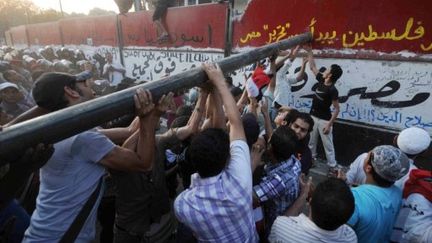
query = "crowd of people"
(0, 44, 430, 243)
(0, 45, 129, 125)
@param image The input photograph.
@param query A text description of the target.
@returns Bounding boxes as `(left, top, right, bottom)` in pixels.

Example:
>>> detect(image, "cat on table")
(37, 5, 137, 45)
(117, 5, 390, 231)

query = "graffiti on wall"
(132, 25, 214, 48)
(239, 17, 432, 51)
(233, 0, 432, 54)
(283, 58, 432, 132)
(123, 49, 224, 81)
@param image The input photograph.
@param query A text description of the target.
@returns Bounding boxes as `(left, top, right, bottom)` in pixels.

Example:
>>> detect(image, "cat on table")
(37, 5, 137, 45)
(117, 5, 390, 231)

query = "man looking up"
(347, 145, 409, 243)
(305, 45, 342, 172)
(23, 72, 158, 242)
(174, 63, 257, 242)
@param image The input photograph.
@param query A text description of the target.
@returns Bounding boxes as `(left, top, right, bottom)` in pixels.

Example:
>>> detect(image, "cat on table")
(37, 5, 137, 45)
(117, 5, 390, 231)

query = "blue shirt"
(254, 155, 301, 227)
(348, 184, 402, 243)
(174, 140, 257, 243)
(23, 129, 115, 243)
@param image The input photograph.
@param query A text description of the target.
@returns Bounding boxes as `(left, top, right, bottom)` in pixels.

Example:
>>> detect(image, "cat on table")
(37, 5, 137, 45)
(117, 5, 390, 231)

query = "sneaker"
(157, 33, 170, 43)
(327, 165, 339, 178)
(311, 157, 318, 168)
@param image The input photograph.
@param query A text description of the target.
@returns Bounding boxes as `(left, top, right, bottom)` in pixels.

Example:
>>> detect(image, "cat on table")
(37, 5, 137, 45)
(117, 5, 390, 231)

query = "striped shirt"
(269, 214, 358, 243)
(174, 140, 257, 243)
(254, 155, 301, 226)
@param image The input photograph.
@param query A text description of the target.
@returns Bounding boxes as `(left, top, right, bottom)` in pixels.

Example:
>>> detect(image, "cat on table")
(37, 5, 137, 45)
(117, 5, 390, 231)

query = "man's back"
(348, 184, 402, 243)
(174, 140, 257, 242)
(24, 129, 115, 243)
(269, 214, 357, 243)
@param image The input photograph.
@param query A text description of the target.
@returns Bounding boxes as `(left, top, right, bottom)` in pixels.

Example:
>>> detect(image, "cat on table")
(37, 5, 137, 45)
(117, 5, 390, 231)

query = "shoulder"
(230, 139, 249, 152)
(75, 130, 111, 144)
(329, 85, 339, 96)
(271, 216, 297, 232)
(338, 224, 358, 240)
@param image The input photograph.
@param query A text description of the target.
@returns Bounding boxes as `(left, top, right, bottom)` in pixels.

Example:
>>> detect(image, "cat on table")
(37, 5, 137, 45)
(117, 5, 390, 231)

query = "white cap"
(397, 127, 431, 155)
(0, 82, 19, 91)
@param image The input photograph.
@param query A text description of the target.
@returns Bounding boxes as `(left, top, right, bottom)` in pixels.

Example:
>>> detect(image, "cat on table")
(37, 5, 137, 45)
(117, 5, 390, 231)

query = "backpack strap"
(59, 178, 102, 243)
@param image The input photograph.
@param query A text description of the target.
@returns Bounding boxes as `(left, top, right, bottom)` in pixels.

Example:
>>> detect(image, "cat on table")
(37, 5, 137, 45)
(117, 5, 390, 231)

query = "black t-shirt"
(310, 73, 339, 120)
(111, 133, 173, 233)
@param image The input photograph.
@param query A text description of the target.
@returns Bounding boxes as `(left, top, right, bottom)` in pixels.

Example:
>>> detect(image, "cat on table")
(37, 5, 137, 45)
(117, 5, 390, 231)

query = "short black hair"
(230, 86, 243, 98)
(270, 126, 299, 162)
(32, 72, 78, 111)
(242, 113, 259, 148)
(296, 112, 314, 133)
(311, 178, 355, 231)
(330, 64, 343, 83)
(188, 128, 230, 178)
(282, 109, 300, 125)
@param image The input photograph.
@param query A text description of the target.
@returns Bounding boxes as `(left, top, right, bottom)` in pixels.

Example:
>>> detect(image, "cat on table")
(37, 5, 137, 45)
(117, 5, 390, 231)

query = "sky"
(31, 0, 120, 14)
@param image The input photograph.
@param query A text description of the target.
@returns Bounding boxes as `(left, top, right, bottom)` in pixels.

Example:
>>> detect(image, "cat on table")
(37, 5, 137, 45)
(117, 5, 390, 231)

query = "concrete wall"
(6, 0, 432, 168)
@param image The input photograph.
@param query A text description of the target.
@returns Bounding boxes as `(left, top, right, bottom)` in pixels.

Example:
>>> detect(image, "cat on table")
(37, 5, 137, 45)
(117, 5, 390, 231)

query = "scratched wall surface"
(284, 58, 432, 133)
(59, 15, 118, 46)
(233, 0, 432, 54)
(120, 3, 227, 49)
(27, 22, 62, 46)
(8, 25, 28, 48)
(5, 0, 432, 137)
(122, 49, 224, 81)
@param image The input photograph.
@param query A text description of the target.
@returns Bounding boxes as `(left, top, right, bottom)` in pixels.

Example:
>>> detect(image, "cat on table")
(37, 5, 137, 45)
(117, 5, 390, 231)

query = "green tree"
(88, 7, 116, 16)
(0, 0, 38, 33)
(30, 9, 63, 24)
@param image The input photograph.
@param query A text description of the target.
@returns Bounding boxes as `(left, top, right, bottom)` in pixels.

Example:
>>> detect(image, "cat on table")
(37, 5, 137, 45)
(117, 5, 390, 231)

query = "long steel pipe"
(0, 32, 312, 161)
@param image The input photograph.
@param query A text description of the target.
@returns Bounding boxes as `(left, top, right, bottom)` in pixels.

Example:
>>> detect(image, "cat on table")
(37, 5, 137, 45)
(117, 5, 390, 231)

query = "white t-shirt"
(274, 60, 297, 107)
(103, 62, 125, 86)
(391, 193, 432, 243)
(269, 214, 357, 243)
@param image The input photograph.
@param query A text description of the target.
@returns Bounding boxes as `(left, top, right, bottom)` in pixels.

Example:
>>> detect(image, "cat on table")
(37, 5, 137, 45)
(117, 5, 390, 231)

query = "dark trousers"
(97, 196, 116, 243)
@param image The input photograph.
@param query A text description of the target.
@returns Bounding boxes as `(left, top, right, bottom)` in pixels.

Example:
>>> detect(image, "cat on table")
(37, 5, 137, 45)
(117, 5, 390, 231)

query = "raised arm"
(4, 106, 49, 127)
(295, 57, 309, 82)
(284, 175, 313, 216)
(260, 98, 273, 139)
(176, 89, 208, 140)
(99, 116, 140, 144)
(99, 89, 158, 172)
(305, 44, 319, 76)
(203, 63, 246, 142)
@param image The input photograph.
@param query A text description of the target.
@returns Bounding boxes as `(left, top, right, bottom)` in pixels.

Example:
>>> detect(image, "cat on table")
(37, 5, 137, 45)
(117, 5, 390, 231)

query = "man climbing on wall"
(153, 0, 176, 42)
(304, 44, 342, 175)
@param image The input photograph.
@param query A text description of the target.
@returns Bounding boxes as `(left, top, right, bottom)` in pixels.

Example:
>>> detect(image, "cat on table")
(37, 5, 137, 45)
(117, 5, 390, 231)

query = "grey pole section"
(0, 32, 312, 161)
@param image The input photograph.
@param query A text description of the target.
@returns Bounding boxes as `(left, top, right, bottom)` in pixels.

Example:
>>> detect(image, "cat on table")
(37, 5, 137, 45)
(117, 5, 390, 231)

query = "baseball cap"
(0, 82, 19, 91)
(397, 127, 431, 155)
(371, 145, 410, 182)
(32, 72, 78, 111)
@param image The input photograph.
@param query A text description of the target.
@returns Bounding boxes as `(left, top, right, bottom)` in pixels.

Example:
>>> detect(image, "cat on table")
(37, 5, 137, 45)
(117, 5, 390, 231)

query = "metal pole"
(0, 32, 312, 162)
(116, 15, 125, 66)
(59, 0, 65, 18)
(223, 0, 234, 57)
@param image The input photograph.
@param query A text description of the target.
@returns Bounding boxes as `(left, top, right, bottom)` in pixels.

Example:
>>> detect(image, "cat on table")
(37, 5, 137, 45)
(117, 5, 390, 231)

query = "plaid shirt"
(254, 155, 301, 227)
(174, 140, 258, 243)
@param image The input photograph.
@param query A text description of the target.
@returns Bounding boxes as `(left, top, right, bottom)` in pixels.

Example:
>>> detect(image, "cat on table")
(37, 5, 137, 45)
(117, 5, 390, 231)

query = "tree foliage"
(88, 7, 116, 16)
(0, 0, 117, 38)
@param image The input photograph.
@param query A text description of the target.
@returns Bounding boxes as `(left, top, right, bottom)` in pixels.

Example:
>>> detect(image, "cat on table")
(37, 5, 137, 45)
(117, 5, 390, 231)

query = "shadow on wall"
(317, 122, 432, 170)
